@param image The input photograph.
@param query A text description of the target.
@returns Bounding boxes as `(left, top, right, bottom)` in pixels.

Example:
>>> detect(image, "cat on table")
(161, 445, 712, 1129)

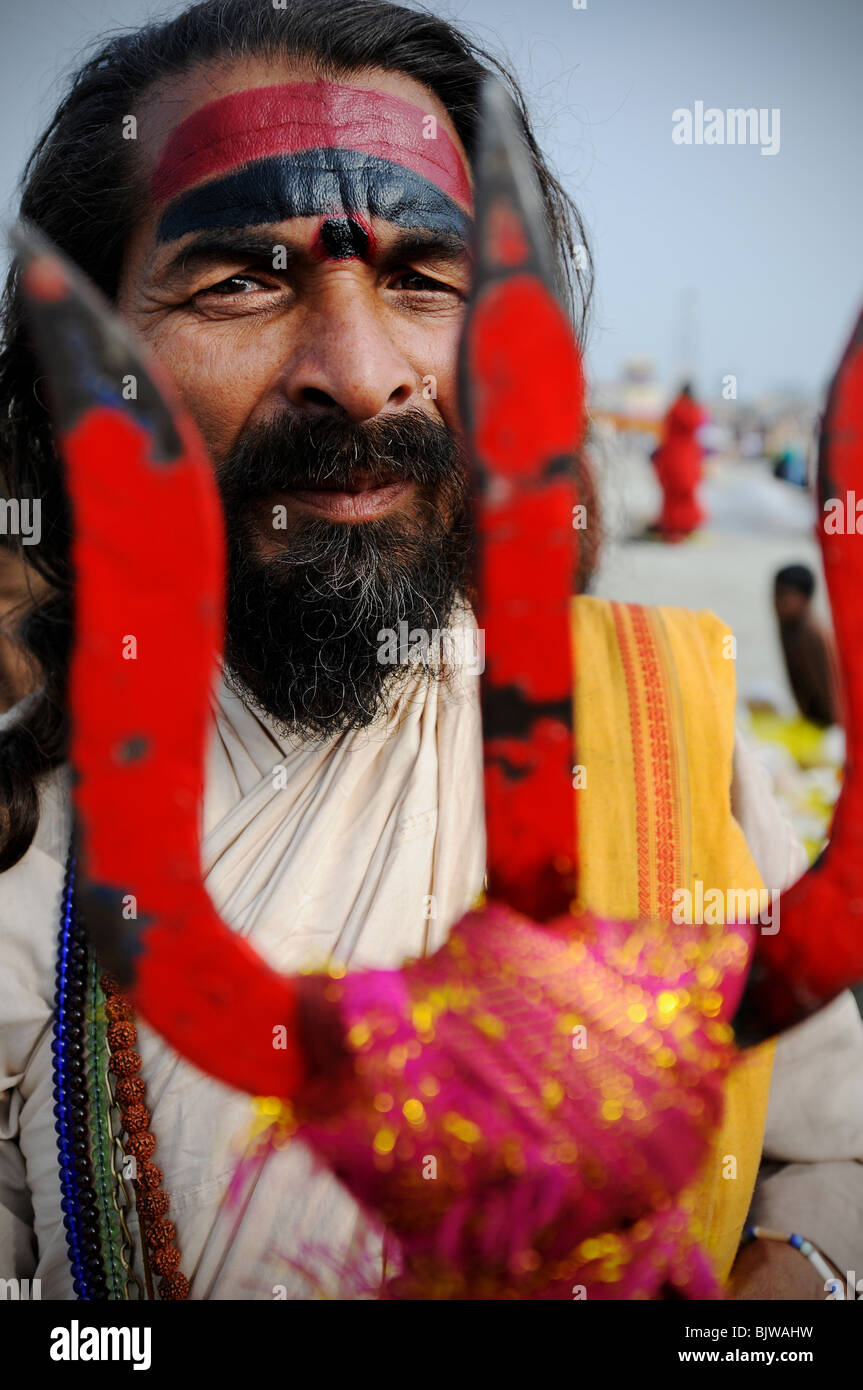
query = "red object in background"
(652, 392, 706, 540)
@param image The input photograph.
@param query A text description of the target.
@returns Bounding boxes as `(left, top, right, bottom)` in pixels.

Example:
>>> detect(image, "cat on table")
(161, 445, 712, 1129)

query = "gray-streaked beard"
(217, 409, 474, 739)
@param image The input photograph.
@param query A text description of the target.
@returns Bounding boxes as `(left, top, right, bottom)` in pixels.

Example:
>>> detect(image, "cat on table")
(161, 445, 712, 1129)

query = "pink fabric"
(285, 901, 754, 1299)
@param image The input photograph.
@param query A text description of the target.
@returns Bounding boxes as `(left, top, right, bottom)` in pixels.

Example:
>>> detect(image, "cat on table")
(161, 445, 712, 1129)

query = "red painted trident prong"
(734, 306, 863, 1044)
(12, 226, 303, 1098)
(458, 78, 584, 922)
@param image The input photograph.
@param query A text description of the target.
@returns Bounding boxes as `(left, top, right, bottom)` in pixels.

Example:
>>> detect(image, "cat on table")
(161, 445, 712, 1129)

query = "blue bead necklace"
(52, 844, 109, 1299)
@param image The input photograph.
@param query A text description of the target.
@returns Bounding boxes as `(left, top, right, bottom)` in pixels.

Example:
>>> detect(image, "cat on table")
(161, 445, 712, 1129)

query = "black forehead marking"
(319, 216, 369, 260)
(156, 148, 472, 244)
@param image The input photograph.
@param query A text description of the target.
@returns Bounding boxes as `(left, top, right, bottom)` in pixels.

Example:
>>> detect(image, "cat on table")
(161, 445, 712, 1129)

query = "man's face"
(774, 586, 808, 623)
(118, 58, 476, 734)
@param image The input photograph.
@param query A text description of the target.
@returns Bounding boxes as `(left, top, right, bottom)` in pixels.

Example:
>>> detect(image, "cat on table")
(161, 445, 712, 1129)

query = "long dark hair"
(0, 0, 593, 871)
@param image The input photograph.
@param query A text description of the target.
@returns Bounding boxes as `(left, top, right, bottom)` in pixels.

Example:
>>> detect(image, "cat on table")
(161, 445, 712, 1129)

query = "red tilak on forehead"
(151, 81, 472, 209)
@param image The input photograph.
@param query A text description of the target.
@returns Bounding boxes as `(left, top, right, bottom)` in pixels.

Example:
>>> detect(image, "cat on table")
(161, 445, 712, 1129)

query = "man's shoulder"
(0, 694, 72, 872)
(572, 593, 733, 655)
(0, 762, 71, 1071)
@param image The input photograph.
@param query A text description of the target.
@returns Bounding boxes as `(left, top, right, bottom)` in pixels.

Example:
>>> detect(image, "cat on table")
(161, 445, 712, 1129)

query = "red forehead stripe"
(151, 81, 472, 210)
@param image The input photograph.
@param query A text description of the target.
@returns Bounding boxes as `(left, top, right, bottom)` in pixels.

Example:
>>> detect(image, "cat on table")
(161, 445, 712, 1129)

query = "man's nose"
(280, 286, 417, 422)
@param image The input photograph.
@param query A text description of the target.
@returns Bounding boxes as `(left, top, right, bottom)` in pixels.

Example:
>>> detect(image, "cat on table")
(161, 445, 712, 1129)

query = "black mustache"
(216, 408, 465, 504)
(219, 406, 474, 737)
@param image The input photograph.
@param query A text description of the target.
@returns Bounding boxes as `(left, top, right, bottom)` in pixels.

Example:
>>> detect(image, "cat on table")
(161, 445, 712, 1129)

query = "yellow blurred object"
(574, 596, 775, 1287)
(747, 708, 831, 769)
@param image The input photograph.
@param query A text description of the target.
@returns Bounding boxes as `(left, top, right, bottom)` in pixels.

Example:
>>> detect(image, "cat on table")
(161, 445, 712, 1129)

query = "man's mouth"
(267, 472, 416, 521)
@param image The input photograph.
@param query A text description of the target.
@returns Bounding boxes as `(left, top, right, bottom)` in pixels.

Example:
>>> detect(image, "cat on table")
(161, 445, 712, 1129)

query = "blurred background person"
(774, 563, 841, 729)
(648, 383, 706, 542)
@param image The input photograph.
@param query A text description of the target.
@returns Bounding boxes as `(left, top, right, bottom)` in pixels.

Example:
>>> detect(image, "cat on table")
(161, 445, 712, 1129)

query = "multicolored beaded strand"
(52, 848, 109, 1299)
(742, 1225, 846, 1298)
(85, 955, 128, 1299)
(99, 973, 191, 1299)
(56, 837, 190, 1299)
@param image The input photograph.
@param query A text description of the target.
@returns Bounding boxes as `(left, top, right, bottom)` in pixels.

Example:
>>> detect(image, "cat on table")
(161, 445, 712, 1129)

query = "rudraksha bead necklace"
(99, 970, 190, 1298)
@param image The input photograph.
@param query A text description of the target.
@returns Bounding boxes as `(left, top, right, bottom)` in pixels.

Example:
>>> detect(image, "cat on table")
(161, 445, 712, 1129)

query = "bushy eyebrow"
(381, 228, 474, 272)
(155, 229, 295, 285)
(153, 224, 474, 286)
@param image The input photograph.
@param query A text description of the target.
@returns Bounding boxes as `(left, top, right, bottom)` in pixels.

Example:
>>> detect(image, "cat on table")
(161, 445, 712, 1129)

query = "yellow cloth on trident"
(573, 595, 776, 1286)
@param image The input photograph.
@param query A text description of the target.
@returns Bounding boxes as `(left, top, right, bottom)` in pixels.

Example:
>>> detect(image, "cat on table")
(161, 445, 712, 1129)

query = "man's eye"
(391, 270, 454, 293)
(199, 274, 268, 297)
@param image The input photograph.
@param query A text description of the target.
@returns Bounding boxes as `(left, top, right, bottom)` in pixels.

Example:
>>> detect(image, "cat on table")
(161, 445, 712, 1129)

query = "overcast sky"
(1, 0, 859, 401)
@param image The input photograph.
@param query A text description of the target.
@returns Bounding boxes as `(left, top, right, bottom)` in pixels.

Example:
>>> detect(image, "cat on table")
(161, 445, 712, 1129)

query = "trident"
(12, 75, 863, 1283)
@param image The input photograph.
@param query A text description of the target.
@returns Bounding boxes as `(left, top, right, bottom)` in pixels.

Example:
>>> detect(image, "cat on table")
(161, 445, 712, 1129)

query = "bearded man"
(1, 0, 862, 1301)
